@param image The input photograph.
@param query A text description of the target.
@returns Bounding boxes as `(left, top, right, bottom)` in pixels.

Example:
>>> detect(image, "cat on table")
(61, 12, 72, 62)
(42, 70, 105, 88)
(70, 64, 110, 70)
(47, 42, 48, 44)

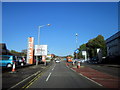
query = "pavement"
(102, 64, 120, 68)
(88, 63, 120, 68)
(66, 62, 120, 88)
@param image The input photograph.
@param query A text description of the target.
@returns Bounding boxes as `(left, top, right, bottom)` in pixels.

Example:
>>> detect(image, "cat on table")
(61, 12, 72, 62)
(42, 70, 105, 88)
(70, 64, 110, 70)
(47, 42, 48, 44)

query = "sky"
(2, 2, 118, 56)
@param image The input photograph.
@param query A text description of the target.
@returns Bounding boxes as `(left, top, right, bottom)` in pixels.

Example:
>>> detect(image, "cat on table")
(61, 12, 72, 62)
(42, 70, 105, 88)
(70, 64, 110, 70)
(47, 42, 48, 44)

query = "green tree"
(76, 44, 87, 59)
(10, 50, 19, 54)
(86, 35, 107, 58)
(9, 49, 27, 57)
(67, 55, 74, 58)
(21, 49, 27, 56)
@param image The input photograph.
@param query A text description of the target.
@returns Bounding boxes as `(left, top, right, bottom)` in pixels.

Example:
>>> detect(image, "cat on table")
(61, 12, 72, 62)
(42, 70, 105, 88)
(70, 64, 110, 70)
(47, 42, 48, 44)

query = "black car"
(17, 57, 26, 66)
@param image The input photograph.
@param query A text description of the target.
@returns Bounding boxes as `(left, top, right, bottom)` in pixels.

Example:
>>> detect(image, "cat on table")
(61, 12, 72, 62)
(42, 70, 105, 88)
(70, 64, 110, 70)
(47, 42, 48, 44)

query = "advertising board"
(35, 45, 47, 56)
(27, 37, 34, 64)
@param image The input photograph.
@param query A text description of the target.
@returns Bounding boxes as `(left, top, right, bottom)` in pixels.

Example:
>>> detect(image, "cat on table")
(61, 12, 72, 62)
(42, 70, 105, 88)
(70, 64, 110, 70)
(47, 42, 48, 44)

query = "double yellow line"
(21, 71, 43, 89)
(21, 64, 52, 89)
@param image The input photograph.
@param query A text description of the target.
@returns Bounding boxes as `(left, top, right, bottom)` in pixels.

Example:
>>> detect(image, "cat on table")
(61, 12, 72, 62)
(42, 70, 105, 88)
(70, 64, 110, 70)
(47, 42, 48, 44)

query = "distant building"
(106, 31, 120, 61)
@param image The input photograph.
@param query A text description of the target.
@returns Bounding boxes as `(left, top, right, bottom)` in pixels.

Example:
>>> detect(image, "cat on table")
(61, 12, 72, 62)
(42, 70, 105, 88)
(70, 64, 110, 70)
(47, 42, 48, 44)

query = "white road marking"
(71, 68, 76, 72)
(52, 65, 56, 71)
(66, 65, 69, 68)
(46, 72, 52, 82)
(79, 73, 103, 87)
(9, 71, 42, 89)
(69, 67, 103, 87)
(52, 67, 54, 71)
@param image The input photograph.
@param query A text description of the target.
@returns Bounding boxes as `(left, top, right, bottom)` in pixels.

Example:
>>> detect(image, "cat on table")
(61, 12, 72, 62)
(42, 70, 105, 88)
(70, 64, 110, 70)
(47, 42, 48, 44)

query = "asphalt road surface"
(28, 60, 103, 88)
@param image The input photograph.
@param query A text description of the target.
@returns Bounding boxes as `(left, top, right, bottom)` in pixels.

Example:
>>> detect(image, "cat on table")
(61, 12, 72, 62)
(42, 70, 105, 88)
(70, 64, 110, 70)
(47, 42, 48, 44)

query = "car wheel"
(21, 63, 24, 66)
(7, 64, 12, 68)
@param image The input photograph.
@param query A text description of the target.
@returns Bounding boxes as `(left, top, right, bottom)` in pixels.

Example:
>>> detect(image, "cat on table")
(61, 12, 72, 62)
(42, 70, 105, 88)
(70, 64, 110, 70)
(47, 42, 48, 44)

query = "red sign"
(42, 55, 46, 62)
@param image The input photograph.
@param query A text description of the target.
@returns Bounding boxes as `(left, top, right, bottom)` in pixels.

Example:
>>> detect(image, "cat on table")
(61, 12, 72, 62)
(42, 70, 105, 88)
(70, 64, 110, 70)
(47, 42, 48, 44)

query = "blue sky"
(2, 2, 118, 56)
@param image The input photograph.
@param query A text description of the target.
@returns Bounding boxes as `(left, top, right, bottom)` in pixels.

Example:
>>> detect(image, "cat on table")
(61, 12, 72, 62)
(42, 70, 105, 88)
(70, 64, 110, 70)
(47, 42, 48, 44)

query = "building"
(0, 43, 9, 55)
(106, 31, 120, 62)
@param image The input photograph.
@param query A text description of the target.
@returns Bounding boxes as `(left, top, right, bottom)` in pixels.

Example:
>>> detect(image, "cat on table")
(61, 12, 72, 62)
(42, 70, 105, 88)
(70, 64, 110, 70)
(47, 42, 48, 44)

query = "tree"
(10, 50, 19, 54)
(75, 35, 107, 59)
(67, 55, 74, 58)
(86, 35, 107, 58)
(21, 49, 27, 56)
(76, 44, 87, 59)
(9, 49, 27, 57)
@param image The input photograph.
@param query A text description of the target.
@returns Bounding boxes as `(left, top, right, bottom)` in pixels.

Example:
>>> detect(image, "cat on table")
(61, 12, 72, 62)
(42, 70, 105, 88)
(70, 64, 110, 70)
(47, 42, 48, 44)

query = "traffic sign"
(75, 49, 79, 53)
(82, 51, 86, 55)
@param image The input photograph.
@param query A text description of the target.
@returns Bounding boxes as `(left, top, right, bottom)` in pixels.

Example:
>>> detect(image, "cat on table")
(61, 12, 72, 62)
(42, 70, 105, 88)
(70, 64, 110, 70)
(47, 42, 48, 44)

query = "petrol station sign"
(27, 37, 34, 64)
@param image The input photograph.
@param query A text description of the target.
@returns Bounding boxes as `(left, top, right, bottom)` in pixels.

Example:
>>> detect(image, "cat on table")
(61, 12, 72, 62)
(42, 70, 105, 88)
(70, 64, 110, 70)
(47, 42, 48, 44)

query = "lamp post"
(75, 33, 78, 60)
(76, 33, 78, 49)
(38, 24, 51, 45)
(36, 24, 51, 66)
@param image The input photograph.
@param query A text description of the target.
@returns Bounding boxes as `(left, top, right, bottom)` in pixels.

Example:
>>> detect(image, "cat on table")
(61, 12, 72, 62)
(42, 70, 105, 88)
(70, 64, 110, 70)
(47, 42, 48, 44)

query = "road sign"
(82, 51, 87, 60)
(75, 49, 79, 53)
(35, 45, 47, 56)
(82, 51, 86, 56)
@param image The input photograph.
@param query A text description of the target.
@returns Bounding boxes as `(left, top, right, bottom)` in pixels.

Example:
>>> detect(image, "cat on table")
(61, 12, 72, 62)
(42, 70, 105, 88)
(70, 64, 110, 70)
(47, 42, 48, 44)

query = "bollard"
(77, 61, 80, 68)
(11, 62, 16, 73)
(72, 61, 74, 65)
(44, 61, 46, 66)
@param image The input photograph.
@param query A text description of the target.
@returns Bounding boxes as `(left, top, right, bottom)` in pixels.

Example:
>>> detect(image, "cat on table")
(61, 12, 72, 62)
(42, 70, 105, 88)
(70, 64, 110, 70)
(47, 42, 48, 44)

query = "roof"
(106, 31, 120, 43)
(0, 43, 7, 50)
(0, 43, 12, 55)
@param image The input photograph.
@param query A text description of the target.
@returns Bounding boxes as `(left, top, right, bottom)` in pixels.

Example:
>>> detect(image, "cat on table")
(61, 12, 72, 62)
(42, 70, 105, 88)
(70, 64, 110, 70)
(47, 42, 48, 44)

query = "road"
(2, 63, 52, 89)
(28, 60, 103, 88)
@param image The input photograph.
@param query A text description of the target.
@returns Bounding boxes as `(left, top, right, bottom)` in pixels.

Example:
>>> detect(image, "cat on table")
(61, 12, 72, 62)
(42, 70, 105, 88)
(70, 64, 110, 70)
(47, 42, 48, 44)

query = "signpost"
(27, 37, 34, 64)
(74, 49, 79, 60)
(97, 48, 102, 63)
(82, 51, 87, 61)
(35, 45, 47, 56)
(35, 45, 47, 65)
(75, 49, 79, 54)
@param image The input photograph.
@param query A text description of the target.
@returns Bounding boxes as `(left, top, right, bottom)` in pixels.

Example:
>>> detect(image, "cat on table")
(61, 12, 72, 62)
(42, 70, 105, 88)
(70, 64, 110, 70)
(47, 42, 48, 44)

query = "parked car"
(0, 55, 17, 68)
(17, 57, 26, 66)
(81, 60, 85, 63)
(91, 57, 99, 64)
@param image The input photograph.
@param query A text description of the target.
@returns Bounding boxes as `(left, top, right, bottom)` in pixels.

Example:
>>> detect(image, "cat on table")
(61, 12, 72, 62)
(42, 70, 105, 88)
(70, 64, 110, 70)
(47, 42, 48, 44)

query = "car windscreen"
(0, 55, 11, 60)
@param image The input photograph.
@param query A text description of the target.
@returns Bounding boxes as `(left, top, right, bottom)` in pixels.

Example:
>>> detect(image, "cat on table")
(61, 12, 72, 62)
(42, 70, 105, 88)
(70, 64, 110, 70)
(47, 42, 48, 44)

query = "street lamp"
(38, 24, 51, 45)
(76, 33, 78, 49)
(36, 24, 51, 66)
(75, 33, 78, 59)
